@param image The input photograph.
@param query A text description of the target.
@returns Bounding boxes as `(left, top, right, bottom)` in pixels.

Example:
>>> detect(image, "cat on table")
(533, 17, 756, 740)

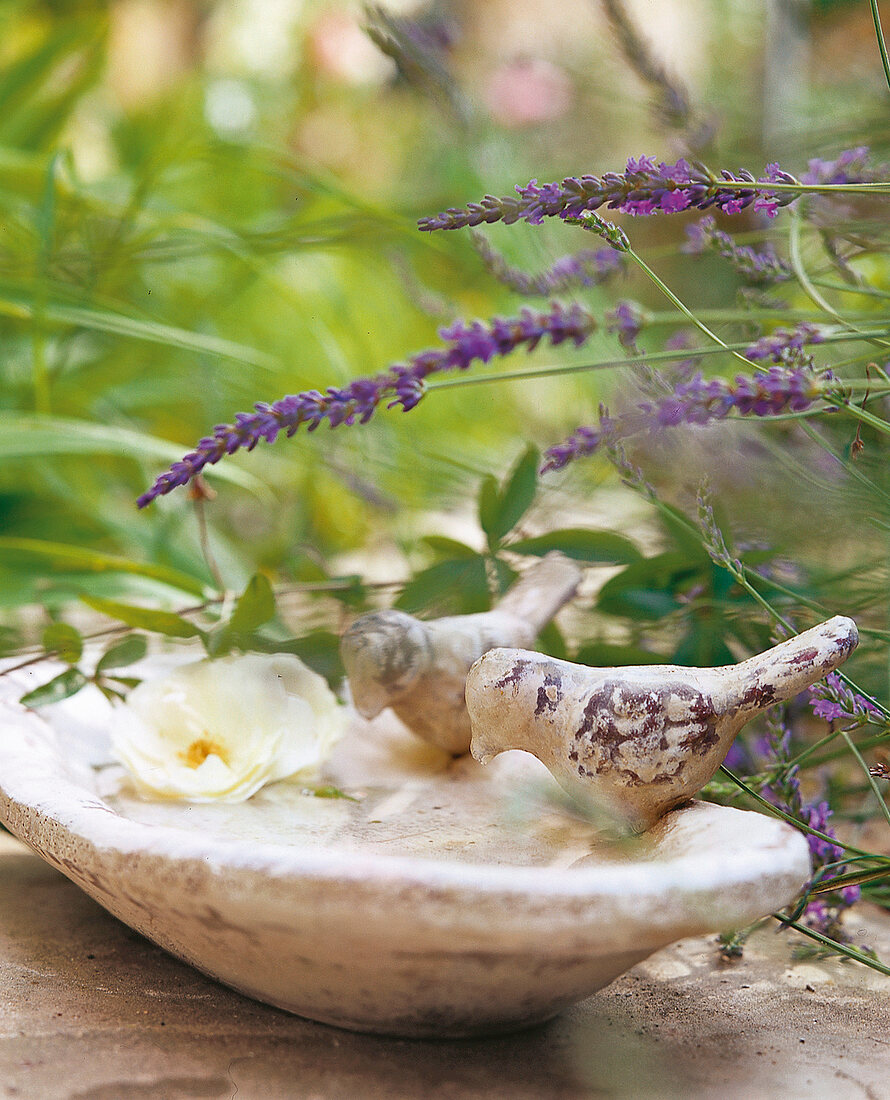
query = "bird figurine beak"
(465, 616, 859, 833)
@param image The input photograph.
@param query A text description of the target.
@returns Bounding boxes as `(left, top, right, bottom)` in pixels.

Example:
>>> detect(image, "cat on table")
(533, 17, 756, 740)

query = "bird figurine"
(341, 552, 582, 754)
(465, 615, 859, 832)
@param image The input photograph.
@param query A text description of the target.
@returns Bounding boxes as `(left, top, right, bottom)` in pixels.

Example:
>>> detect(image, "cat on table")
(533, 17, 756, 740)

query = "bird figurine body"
(465, 616, 859, 832)
(341, 552, 581, 754)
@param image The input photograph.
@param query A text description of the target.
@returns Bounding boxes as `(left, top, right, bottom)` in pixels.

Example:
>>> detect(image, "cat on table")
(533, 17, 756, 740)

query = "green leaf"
(494, 445, 539, 537)
(326, 574, 367, 610)
(672, 625, 736, 668)
(0, 536, 207, 598)
(396, 556, 491, 615)
(508, 528, 642, 565)
(95, 634, 148, 673)
(81, 595, 203, 639)
(596, 552, 701, 620)
(477, 475, 501, 544)
(574, 642, 671, 667)
(0, 282, 279, 370)
(535, 621, 568, 661)
(228, 574, 276, 635)
(206, 574, 277, 657)
(312, 785, 359, 801)
(478, 446, 539, 546)
(42, 621, 82, 664)
(20, 667, 88, 708)
(253, 631, 344, 688)
(491, 556, 518, 597)
(421, 535, 480, 560)
(106, 676, 141, 690)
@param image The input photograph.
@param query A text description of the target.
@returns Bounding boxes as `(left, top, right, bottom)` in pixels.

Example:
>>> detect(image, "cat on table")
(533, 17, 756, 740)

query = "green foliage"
(478, 445, 539, 548)
(41, 621, 82, 664)
(20, 666, 88, 708)
(80, 595, 203, 640)
(206, 573, 276, 656)
(508, 529, 641, 564)
(94, 634, 148, 673)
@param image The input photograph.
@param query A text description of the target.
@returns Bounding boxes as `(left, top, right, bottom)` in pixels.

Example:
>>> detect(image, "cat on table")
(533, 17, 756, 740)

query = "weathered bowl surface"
(0, 660, 811, 1038)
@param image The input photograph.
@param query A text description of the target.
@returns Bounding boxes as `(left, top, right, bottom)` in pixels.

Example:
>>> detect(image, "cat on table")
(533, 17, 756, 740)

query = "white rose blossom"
(111, 653, 347, 802)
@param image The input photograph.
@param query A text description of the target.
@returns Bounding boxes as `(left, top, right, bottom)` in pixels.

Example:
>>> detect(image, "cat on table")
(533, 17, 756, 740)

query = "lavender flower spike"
(138, 302, 596, 506)
(542, 364, 824, 472)
(683, 216, 792, 284)
(761, 714, 860, 933)
(470, 231, 625, 296)
(419, 157, 799, 232)
(809, 671, 880, 724)
(745, 322, 825, 363)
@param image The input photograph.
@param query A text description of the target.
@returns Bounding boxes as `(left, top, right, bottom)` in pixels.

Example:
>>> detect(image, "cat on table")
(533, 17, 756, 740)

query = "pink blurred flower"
(484, 57, 572, 127)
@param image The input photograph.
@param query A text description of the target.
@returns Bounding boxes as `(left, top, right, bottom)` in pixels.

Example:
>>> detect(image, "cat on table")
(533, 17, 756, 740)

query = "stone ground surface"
(2, 832, 889, 1100)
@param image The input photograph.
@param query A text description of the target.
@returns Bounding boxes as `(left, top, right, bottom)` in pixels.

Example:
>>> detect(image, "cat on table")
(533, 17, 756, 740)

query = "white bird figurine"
(465, 616, 859, 832)
(341, 552, 581, 754)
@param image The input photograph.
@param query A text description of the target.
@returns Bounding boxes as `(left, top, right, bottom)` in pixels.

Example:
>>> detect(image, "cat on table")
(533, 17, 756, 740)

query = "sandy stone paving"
(1, 831, 889, 1100)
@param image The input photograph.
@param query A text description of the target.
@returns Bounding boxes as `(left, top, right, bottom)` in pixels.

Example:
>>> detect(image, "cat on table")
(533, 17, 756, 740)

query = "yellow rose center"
(181, 737, 229, 769)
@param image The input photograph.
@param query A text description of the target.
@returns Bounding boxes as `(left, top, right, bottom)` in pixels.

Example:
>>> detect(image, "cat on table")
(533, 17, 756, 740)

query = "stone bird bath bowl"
(0, 657, 810, 1038)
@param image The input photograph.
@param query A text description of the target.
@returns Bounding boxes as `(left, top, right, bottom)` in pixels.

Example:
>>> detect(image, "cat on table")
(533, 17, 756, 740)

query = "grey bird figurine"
(465, 616, 859, 832)
(341, 552, 581, 754)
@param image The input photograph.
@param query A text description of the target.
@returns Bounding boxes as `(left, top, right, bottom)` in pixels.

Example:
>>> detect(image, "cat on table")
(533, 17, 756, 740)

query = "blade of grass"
(0, 537, 207, 597)
(0, 285, 279, 369)
(0, 415, 271, 500)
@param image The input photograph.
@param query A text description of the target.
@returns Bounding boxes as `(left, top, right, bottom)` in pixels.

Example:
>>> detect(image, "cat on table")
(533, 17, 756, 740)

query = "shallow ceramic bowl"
(0, 660, 810, 1038)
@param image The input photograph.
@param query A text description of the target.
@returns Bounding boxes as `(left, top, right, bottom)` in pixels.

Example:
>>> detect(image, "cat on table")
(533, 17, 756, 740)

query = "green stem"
(626, 250, 755, 367)
(789, 210, 890, 352)
(840, 727, 890, 831)
(428, 330, 890, 395)
(871, 0, 890, 95)
(777, 917, 890, 977)
(719, 767, 873, 857)
(802, 730, 890, 770)
(808, 863, 890, 895)
(835, 401, 890, 437)
(713, 180, 890, 196)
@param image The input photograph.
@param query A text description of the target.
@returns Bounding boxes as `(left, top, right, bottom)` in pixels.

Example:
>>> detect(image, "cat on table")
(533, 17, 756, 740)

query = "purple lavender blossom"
(138, 303, 596, 506)
(761, 715, 860, 932)
(542, 409, 618, 473)
(606, 301, 645, 353)
(745, 323, 825, 363)
(418, 157, 800, 232)
(683, 215, 792, 284)
(801, 146, 879, 186)
(809, 671, 881, 724)
(470, 231, 626, 296)
(799, 147, 889, 229)
(542, 365, 824, 471)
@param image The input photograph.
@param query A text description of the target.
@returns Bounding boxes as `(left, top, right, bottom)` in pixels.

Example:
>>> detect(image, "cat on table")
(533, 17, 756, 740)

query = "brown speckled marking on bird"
(534, 674, 563, 716)
(572, 681, 718, 787)
(739, 680, 777, 710)
(495, 660, 531, 694)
